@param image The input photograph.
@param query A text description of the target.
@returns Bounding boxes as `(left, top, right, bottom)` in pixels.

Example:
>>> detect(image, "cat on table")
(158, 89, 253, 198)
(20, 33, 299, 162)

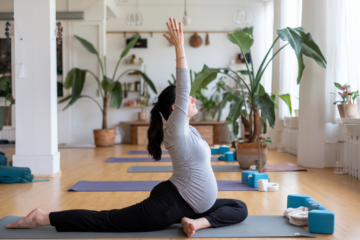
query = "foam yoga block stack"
(287, 194, 335, 234)
(241, 170, 258, 183)
(219, 145, 230, 154)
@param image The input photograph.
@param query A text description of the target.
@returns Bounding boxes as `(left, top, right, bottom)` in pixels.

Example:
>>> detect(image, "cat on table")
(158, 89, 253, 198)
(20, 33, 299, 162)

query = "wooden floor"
(1, 144, 360, 240)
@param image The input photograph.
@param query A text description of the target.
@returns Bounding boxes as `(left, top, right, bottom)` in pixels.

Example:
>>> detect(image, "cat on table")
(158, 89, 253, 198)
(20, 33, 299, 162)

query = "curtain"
(325, 0, 360, 123)
(278, 0, 302, 119)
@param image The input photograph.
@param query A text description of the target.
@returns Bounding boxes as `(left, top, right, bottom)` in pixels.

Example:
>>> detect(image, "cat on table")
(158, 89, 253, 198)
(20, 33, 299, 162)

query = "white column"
(297, 0, 327, 168)
(13, 0, 60, 176)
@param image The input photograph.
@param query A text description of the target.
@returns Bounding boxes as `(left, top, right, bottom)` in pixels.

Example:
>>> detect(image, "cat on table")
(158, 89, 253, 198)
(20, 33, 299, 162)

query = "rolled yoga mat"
(67, 180, 257, 192)
(0, 215, 315, 238)
(263, 163, 307, 172)
(128, 150, 169, 154)
(106, 157, 219, 163)
(128, 165, 244, 173)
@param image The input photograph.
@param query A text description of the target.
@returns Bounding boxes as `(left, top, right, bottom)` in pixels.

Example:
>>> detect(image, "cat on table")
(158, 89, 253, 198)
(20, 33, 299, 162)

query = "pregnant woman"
(7, 18, 247, 237)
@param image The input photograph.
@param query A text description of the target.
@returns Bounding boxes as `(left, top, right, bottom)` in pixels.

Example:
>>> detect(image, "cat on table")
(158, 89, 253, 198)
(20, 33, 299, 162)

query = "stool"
(241, 170, 258, 183)
(308, 210, 335, 234)
(224, 152, 235, 161)
(219, 145, 230, 154)
(287, 194, 312, 208)
(248, 173, 268, 188)
(211, 148, 219, 154)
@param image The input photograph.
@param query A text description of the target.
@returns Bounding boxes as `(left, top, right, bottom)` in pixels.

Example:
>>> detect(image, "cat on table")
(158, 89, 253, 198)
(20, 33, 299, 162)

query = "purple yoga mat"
(128, 150, 169, 155)
(106, 157, 219, 163)
(68, 180, 257, 192)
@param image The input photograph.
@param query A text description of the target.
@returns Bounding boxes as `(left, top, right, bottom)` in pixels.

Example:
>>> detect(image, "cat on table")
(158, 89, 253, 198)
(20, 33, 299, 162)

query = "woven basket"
(93, 129, 115, 147)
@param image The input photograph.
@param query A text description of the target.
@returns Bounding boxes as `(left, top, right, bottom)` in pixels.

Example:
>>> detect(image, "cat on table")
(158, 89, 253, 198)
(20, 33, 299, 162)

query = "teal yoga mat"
(0, 215, 315, 238)
(128, 165, 244, 173)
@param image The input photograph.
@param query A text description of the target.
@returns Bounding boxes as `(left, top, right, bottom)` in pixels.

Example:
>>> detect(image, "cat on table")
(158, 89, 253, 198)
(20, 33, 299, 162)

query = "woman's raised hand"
(163, 18, 183, 47)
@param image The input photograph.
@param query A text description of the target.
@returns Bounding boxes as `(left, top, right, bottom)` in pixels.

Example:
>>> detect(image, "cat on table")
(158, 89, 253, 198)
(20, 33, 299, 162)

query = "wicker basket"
(93, 129, 115, 147)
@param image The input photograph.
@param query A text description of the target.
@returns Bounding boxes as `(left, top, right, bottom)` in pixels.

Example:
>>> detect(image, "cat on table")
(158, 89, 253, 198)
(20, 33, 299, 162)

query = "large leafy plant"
(191, 27, 326, 143)
(60, 35, 157, 129)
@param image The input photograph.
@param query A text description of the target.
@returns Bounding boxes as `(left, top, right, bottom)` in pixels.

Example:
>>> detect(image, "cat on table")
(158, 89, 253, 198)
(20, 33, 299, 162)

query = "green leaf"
(217, 92, 236, 122)
(225, 96, 244, 142)
(254, 93, 276, 128)
(59, 95, 72, 104)
(75, 35, 98, 55)
(277, 27, 303, 56)
(5, 94, 15, 105)
(278, 93, 292, 116)
(121, 35, 140, 59)
(239, 70, 253, 76)
(102, 77, 115, 92)
(227, 28, 254, 54)
(242, 26, 254, 37)
(258, 83, 266, 96)
(334, 83, 342, 90)
(261, 115, 267, 134)
(297, 53, 305, 84)
(190, 65, 220, 96)
(71, 69, 86, 99)
(111, 82, 123, 109)
(299, 31, 327, 68)
(64, 68, 75, 89)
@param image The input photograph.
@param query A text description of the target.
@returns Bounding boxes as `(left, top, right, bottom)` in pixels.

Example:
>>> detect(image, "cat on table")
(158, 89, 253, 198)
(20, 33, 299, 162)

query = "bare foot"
(181, 217, 196, 237)
(6, 208, 49, 229)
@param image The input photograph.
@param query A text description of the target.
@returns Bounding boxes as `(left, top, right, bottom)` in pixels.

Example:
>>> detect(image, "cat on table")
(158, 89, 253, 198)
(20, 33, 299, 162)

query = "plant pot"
(337, 104, 358, 118)
(236, 141, 267, 169)
(138, 112, 146, 121)
(93, 129, 115, 147)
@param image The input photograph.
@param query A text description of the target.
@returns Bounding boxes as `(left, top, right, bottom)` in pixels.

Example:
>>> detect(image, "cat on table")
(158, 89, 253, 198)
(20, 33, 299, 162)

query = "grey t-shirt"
(164, 67, 218, 213)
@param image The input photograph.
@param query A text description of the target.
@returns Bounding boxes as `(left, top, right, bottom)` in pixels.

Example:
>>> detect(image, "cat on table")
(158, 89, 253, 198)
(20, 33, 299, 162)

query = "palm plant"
(191, 27, 326, 143)
(60, 35, 157, 129)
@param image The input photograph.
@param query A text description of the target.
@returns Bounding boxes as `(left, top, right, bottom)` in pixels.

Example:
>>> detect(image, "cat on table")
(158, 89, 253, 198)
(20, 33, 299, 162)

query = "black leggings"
(49, 180, 248, 232)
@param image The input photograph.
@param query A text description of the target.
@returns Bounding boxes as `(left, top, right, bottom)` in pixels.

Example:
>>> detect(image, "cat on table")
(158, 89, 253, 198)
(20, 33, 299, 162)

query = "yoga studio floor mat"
(129, 165, 244, 173)
(68, 180, 257, 192)
(128, 150, 169, 154)
(263, 163, 307, 172)
(106, 157, 219, 162)
(0, 215, 315, 238)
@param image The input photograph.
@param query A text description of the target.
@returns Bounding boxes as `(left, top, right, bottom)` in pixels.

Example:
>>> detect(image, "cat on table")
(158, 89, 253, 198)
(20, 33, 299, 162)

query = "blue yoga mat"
(106, 157, 219, 163)
(128, 150, 169, 154)
(68, 180, 257, 192)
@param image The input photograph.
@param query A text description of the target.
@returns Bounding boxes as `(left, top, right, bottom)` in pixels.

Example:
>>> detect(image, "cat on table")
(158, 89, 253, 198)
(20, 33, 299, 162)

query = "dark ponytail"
(148, 85, 176, 160)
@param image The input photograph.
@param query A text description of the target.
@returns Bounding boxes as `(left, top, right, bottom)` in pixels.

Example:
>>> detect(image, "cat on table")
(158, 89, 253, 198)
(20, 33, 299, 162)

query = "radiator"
(343, 134, 360, 180)
(0, 128, 16, 141)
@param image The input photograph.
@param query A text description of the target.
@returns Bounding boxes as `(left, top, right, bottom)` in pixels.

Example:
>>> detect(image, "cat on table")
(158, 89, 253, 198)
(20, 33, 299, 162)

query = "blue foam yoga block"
(307, 199, 326, 211)
(0, 156, 7, 166)
(224, 152, 235, 161)
(219, 145, 230, 154)
(242, 170, 258, 183)
(211, 148, 220, 154)
(218, 156, 226, 161)
(308, 210, 335, 234)
(248, 173, 268, 188)
(0, 151, 5, 156)
(287, 194, 312, 208)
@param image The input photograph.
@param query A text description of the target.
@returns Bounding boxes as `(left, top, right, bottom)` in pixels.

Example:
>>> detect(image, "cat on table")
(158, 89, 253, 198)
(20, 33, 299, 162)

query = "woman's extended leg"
(180, 199, 248, 236)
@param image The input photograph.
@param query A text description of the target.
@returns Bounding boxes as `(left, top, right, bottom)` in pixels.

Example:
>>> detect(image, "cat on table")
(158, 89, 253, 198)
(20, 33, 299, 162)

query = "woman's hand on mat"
(163, 18, 183, 47)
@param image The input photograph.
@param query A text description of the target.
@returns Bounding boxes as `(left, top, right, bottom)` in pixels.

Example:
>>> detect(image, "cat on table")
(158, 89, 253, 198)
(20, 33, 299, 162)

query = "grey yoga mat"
(128, 150, 169, 154)
(106, 157, 219, 163)
(67, 180, 257, 192)
(128, 165, 244, 173)
(0, 215, 315, 238)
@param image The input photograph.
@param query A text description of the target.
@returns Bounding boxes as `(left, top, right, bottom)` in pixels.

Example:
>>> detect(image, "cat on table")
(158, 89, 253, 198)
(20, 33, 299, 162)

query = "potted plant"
(60, 35, 157, 146)
(333, 83, 359, 118)
(191, 27, 326, 169)
(0, 76, 15, 131)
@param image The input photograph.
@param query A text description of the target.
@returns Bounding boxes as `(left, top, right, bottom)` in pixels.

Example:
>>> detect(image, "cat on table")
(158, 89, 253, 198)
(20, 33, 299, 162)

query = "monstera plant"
(60, 35, 157, 146)
(191, 27, 326, 169)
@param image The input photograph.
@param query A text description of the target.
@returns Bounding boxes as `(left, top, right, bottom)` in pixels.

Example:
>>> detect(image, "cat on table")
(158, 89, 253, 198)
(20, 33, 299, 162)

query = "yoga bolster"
(307, 199, 326, 211)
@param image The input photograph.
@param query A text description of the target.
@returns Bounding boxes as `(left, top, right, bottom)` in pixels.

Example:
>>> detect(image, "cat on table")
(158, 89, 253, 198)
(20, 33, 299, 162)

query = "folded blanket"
(0, 166, 49, 183)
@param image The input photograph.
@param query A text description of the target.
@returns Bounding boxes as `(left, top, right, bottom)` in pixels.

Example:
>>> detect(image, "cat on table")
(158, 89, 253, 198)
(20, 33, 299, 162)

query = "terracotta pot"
(138, 112, 146, 121)
(236, 141, 267, 169)
(337, 104, 358, 118)
(93, 129, 115, 147)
